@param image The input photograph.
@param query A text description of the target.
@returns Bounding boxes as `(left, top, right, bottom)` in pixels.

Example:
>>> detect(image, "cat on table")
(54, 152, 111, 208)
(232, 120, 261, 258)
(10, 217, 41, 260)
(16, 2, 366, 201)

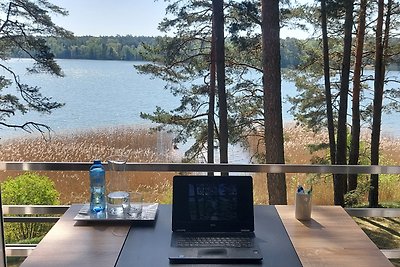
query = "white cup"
(295, 192, 312, 221)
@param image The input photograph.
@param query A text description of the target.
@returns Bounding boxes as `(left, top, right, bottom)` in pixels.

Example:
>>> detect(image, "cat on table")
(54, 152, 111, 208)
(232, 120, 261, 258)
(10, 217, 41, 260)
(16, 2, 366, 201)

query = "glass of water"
(129, 192, 143, 219)
(107, 155, 129, 216)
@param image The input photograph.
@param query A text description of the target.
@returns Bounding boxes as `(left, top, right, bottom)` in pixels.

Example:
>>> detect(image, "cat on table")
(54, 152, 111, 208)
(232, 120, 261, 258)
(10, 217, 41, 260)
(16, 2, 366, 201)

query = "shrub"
(1, 172, 60, 243)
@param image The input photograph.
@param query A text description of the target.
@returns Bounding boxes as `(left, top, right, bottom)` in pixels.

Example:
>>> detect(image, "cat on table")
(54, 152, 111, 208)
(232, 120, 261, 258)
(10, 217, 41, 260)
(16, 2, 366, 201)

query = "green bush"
(1, 172, 60, 243)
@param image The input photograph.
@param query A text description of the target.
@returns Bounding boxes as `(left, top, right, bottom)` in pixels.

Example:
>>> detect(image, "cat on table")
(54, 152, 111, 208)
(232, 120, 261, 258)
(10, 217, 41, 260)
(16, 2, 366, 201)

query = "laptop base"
(169, 256, 263, 264)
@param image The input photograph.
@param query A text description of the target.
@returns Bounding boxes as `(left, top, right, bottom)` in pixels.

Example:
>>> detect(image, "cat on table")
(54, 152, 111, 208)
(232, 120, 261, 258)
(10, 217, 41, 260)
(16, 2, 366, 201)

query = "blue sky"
(50, 0, 169, 36)
(50, 0, 310, 38)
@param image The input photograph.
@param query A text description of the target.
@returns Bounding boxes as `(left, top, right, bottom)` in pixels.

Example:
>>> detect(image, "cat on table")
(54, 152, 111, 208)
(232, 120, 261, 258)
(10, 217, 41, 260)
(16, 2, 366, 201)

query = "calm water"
(1, 59, 399, 141)
(1, 59, 180, 139)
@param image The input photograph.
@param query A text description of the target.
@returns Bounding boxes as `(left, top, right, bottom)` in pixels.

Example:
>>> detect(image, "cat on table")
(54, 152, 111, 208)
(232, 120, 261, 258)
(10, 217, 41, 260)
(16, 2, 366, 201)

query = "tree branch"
(0, 121, 52, 137)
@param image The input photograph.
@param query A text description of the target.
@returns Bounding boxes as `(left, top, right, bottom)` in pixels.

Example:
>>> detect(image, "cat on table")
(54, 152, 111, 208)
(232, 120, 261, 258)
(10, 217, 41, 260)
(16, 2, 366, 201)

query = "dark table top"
(116, 205, 301, 267)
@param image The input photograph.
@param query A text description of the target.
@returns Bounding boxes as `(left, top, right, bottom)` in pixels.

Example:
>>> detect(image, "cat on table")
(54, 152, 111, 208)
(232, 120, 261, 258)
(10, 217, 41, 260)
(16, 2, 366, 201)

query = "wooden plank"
(4, 217, 60, 223)
(381, 248, 400, 259)
(345, 207, 400, 217)
(20, 205, 130, 267)
(276, 205, 393, 267)
(6, 246, 35, 257)
(3, 205, 70, 215)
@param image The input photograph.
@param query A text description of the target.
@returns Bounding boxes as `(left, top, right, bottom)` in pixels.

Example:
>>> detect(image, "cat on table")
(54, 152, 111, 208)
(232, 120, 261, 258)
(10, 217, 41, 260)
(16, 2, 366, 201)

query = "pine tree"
(0, 0, 72, 134)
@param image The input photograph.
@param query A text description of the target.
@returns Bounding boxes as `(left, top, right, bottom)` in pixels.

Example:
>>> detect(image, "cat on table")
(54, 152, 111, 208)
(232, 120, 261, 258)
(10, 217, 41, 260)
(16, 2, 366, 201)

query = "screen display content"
(172, 176, 254, 232)
(188, 183, 238, 221)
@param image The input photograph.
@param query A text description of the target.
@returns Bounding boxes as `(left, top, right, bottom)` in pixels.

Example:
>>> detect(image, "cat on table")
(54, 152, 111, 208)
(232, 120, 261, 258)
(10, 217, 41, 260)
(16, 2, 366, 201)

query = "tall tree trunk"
(369, 0, 391, 207)
(208, 13, 216, 169)
(212, 0, 228, 164)
(335, 0, 354, 206)
(348, 0, 367, 192)
(321, 0, 336, 164)
(261, 0, 287, 204)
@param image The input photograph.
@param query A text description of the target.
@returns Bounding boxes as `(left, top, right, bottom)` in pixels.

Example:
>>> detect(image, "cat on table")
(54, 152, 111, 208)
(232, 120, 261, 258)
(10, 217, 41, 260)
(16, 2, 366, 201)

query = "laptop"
(169, 175, 263, 264)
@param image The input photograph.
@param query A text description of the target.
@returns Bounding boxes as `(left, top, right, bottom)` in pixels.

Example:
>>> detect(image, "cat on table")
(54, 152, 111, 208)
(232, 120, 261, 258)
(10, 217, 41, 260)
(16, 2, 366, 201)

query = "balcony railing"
(1, 162, 400, 174)
(1, 162, 399, 260)
(2, 205, 69, 257)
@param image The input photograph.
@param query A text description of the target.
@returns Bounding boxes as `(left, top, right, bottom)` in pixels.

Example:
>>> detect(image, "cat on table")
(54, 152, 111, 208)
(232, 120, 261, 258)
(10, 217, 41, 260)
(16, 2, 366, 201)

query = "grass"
(354, 216, 400, 267)
(354, 216, 400, 249)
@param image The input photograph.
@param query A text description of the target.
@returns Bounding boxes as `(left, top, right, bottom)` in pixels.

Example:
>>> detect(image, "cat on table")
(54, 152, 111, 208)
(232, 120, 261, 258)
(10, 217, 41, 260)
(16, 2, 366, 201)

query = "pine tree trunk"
(348, 0, 367, 192)
(321, 0, 336, 166)
(212, 0, 228, 164)
(321, 0, 340, 206)
(261, 0, 287, 204)
(335, 0, 354, 206)
(369, 0, 391, 207)
(208, 14, 216, 168)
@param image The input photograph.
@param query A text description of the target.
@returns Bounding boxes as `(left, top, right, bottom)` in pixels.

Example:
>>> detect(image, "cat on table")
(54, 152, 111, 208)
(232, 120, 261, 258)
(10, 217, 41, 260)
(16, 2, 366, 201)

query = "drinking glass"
(129, 192, 143, 219)
(107, 155, 129, 216)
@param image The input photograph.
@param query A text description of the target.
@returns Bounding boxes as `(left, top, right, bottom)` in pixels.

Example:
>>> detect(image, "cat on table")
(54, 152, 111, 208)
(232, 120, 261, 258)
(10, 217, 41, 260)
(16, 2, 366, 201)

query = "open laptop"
(169, 175, 263, 264)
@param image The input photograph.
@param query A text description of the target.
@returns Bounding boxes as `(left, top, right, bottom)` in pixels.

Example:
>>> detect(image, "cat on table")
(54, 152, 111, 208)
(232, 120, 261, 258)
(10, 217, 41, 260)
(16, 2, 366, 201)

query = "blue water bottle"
(89, 160, 106, 212)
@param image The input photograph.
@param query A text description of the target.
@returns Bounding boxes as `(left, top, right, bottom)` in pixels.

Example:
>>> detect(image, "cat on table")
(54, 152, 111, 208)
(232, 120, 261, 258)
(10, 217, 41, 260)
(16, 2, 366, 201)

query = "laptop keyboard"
(176, 235, 253, 248)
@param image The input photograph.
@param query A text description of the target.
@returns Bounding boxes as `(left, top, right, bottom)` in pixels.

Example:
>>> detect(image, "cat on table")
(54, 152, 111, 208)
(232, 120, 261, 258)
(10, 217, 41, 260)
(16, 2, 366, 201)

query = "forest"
(10, 35, 303, 68)
(10, 34, 400, 70)
(11, 35, 156, 61)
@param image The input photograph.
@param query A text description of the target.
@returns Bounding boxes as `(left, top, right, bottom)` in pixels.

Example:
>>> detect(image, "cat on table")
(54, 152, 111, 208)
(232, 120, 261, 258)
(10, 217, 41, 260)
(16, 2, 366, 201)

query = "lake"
(1, 59, 180, 139)
(1, 59, 399, 141)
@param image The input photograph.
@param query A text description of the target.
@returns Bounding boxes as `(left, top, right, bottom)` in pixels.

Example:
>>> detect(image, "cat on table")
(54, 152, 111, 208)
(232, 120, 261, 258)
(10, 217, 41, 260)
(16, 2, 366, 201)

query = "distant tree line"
(11, 34, 400, 70)
(10, 35, 303, 67)
(47, 35, 157, 61)
(11, 35, 156, 61)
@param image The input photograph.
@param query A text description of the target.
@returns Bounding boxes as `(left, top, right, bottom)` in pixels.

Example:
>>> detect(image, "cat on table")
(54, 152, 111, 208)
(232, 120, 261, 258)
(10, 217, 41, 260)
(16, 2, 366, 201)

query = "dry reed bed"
(0, 125, 399, 205)
(0, 126, 176, 203)
(0, 127, 175, 162)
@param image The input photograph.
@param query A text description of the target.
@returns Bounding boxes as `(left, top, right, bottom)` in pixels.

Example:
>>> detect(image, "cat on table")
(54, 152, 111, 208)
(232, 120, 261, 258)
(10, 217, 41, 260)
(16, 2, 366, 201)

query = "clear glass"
(107, 155, 130, 216)
(129, 192, 143, 219)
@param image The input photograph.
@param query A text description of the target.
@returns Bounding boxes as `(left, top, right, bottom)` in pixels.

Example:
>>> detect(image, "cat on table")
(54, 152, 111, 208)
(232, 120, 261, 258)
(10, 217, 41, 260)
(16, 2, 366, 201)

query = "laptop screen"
(172, 176, 254, 232)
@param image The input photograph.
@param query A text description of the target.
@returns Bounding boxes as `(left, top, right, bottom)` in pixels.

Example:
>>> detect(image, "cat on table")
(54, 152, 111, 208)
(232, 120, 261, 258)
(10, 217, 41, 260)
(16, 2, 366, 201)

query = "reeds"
(0, 126, 177, 203)
(0, 126, 176, 162)
(1, 124, 399, 205)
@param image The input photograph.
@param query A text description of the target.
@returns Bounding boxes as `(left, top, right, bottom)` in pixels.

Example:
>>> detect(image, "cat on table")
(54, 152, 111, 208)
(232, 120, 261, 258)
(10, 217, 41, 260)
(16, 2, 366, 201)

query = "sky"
(49, 0, 310, 38)
(50, 0, 169, 36)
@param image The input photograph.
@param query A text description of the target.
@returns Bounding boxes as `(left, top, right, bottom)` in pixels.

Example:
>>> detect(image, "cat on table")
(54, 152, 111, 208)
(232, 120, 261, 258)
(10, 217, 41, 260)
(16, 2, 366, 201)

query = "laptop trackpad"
(198, 248, 228, 256)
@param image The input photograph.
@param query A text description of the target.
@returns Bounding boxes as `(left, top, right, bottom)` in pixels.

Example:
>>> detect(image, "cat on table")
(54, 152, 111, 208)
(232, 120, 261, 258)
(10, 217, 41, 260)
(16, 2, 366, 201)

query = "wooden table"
(276, 205, 392, 267)
(19, 205, 130, 267)
(20, 205, 393, 267)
